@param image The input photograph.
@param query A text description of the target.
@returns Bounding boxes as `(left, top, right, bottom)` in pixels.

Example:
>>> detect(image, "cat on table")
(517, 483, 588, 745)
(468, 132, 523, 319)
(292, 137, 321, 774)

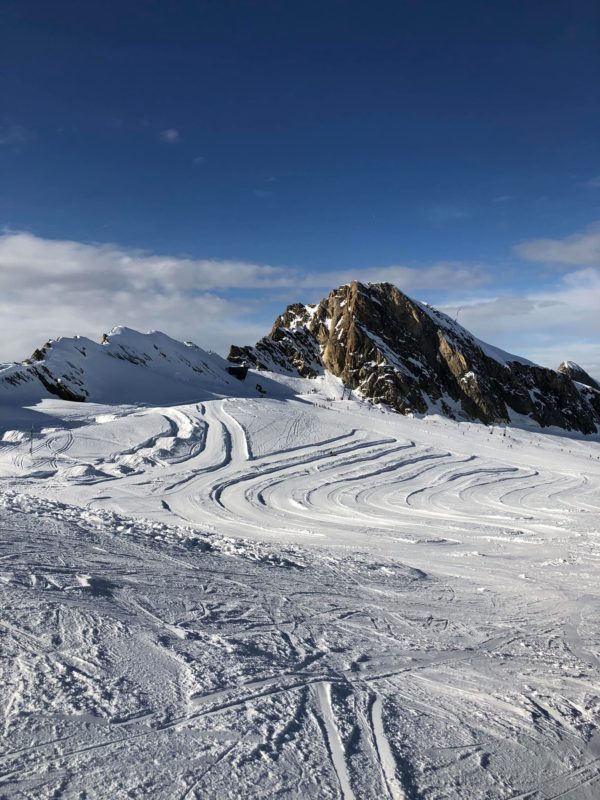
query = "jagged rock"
(227, 364, 248, 381)
(229, 281, 600, 433)
(557, 361, 600, 390)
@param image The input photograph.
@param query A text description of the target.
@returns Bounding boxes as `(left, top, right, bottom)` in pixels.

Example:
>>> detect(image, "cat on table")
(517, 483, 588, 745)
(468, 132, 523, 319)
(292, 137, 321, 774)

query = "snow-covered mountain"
(557, 360, 600, 390)
(230, 281, 600, 433)
(0, 326, 240, 405)
(2, 284, 599, 434)
(2, 294, 600, 798)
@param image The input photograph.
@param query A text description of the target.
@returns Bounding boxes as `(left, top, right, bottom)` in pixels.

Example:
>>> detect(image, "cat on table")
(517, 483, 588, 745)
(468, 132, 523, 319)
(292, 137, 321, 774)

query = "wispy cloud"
(0, 233, 488, 297)
(424, 204, 471, 224)
(0, 231, 290, 293)
(584, 175, 600, 189)
(0, 231, 491, 360)
(0, 232, 275, 361)
(0, 125, 34, 146)
(301, 262, 490, 292)
(439, 267, 600, 378)
(515, 221, 600, 267)
(253, 177, 277, 198)
(105, 118, 124, 130)
(159, 128, 181, 144)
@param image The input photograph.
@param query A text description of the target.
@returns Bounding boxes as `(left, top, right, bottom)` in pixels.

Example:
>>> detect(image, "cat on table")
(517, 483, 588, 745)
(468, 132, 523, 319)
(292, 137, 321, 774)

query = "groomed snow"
(1, 378, 600, 798)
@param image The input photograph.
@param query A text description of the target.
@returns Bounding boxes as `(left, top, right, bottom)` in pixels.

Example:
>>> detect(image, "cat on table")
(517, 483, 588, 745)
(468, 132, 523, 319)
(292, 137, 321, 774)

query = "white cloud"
(0, 232, 490, 298)
(0, 288, 266, 365)
(2, 229, 595, 377)
(0, 231, 289, 361)
(159, 128, 181, 143)
(0, 231, 292, 293)
(439, 268, 600, 379)
(289, 262, 490, 294)
(0, 232, 492, 362)
(584, 175, 600, 189)
(515, 221, 600, 267)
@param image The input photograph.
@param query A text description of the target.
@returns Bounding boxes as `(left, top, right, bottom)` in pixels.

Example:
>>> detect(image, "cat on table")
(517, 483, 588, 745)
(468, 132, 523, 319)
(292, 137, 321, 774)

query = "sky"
(1, 0, 599, 377)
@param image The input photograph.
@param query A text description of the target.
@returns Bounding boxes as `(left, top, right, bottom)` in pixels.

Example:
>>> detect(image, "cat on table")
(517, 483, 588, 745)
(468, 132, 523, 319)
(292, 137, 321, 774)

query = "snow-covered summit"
(557, 360, 600, 390)
(0, 326, 238, 405)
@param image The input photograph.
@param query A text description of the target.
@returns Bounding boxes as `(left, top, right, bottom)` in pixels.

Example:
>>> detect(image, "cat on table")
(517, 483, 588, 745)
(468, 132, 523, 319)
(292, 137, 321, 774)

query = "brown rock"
(229, 281, 600, 434)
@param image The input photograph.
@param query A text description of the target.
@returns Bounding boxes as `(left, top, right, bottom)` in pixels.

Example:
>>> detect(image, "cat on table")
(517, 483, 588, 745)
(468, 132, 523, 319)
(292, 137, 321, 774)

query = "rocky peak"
(230, 281, 600, 433)
(557, 361, 599, 390)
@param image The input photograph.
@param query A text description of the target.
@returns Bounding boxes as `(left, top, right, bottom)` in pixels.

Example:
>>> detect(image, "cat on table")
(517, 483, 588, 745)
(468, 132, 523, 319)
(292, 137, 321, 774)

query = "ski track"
(1, 393, 600, 798)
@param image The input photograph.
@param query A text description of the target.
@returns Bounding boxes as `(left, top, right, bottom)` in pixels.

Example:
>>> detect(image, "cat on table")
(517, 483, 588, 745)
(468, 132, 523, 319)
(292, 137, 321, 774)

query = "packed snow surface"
(1, 374, 600, 799)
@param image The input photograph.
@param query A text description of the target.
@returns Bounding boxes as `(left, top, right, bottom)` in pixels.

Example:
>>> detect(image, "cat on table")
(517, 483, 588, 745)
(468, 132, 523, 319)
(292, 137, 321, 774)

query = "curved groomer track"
(2, 391, 600, 798)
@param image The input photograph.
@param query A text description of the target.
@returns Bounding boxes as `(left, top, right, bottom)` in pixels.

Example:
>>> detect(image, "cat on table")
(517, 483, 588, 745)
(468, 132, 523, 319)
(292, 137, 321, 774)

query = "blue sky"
(1, 0, 599, 375)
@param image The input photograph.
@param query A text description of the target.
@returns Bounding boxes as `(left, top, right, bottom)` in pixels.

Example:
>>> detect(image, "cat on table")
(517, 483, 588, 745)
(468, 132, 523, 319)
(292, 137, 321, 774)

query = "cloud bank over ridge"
(1, 225, 598, 379)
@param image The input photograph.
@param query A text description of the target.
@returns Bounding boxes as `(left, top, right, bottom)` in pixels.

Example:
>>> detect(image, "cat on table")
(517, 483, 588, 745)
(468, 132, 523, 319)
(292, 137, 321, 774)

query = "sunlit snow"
(1, 354, 600, 798)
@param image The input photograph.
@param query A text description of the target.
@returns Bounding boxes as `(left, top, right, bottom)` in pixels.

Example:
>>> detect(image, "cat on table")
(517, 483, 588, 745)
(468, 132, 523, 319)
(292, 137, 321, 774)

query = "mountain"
(2, 284, 598, 434)
(0, 326, 240, 406)
(557, 360, 600, 391)
(229, 281, 600, 434)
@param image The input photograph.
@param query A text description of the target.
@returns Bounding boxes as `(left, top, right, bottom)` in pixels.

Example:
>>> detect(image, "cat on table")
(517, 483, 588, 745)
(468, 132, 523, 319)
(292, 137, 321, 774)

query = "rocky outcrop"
(229, 281, 600, 433)
(557, 361, 600, 390)
(2, 340, 88, 401)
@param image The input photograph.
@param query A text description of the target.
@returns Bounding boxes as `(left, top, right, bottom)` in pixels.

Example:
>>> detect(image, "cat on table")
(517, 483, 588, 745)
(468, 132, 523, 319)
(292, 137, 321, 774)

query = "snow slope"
(416, 299, 537, 368)
(0, 326, 290, 407)
(1, 377, 600, 798)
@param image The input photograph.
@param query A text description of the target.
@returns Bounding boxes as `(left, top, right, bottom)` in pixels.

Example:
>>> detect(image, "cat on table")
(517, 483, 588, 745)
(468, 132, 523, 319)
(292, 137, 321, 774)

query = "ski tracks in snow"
(2, 395, 600, 797)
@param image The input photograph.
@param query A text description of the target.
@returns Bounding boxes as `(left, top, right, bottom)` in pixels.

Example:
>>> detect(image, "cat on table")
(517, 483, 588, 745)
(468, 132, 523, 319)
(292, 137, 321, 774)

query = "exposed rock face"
(229, 281, 600, 433)
(557, 361, 600, 390)
(3, 340, 87, 402)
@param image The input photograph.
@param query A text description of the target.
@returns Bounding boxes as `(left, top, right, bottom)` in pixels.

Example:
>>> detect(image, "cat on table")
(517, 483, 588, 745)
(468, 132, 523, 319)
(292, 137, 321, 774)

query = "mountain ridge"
(229, 281, 600, 434)
(557, 360, 600, 391)
(1, 283, 598, 434)
(0, 326, 239, 406)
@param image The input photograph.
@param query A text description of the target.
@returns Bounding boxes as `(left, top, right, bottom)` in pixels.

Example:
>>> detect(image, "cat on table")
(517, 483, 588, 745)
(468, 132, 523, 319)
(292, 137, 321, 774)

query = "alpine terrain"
(230, 281, 600, 433)
(1, 283, 600, 799)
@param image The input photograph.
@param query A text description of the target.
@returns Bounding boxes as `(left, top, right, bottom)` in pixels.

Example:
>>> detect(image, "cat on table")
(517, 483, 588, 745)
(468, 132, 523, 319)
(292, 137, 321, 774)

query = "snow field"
(1, 389, 600, 797)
